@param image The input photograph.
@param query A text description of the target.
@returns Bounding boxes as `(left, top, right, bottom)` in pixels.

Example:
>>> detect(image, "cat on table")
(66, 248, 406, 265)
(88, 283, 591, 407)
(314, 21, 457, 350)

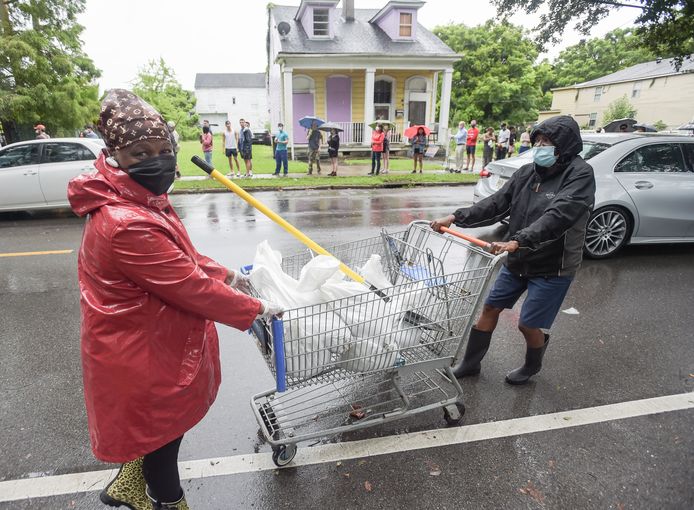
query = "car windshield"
(580, 141, 610, 160)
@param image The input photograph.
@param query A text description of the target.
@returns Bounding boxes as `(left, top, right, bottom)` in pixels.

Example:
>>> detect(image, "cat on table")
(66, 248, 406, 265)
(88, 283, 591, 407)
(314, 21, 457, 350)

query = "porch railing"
(317, 122, 409, 145)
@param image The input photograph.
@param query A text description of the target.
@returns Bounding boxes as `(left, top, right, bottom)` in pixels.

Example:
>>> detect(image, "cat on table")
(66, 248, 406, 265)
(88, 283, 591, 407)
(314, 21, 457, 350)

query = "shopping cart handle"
(440, 226, 492, 250)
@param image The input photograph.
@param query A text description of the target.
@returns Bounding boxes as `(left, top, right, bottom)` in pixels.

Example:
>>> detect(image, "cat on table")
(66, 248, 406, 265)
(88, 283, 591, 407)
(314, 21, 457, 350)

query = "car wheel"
(583, 206, 632, 259)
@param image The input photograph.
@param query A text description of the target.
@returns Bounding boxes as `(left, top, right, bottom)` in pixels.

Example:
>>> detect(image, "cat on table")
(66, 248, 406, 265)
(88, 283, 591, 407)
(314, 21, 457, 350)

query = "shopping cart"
(244, 221, 503, 466)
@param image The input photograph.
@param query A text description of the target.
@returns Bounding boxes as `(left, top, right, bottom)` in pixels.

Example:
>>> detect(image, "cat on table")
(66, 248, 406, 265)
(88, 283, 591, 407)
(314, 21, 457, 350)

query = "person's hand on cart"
(488, 241, 519, 255)
(430, 214, 455, 233)
(258, 299, 285, 320)
(226, 269, 252, 294)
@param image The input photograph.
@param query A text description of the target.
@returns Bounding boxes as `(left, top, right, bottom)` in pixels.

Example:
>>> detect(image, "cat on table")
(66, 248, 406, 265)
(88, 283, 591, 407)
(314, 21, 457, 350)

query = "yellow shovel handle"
(191, 156, 365, 284)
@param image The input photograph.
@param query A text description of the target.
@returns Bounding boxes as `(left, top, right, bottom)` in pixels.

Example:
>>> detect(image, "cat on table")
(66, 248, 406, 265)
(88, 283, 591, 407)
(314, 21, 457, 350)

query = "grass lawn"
(177, 140, 443, 176)
(172, 171, 479, 191)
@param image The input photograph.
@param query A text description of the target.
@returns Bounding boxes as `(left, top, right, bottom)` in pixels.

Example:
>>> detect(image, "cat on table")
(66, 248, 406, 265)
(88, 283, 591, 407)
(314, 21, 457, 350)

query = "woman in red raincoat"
(68, 89, 281, 510)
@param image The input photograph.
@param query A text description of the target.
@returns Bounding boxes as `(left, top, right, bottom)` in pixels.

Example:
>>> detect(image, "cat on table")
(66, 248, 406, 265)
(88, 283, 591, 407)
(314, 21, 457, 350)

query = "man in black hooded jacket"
(431, 115, 596, 385)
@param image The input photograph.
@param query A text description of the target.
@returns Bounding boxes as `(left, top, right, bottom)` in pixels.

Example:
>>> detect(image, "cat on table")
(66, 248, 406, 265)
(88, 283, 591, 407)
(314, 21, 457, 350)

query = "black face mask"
(127, 155, 176, 196)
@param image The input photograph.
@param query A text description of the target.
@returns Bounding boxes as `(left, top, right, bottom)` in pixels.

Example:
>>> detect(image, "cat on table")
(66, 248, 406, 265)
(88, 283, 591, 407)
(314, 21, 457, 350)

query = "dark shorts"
(485, 265, 574, 329)
(466, 145, 476, 155)
(225, 148, 238, 157)
(413, 148, 422, 155)
(241, 149, 252, 160)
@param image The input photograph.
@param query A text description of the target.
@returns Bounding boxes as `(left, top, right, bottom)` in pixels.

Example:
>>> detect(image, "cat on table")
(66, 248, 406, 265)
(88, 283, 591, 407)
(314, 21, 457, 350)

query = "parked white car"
(473, 133, 694, 258)
(0, 138, 104, 212)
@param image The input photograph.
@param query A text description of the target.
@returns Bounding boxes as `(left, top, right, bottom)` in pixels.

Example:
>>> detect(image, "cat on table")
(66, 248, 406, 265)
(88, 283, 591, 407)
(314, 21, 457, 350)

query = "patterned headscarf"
(98, 89, 170, 151)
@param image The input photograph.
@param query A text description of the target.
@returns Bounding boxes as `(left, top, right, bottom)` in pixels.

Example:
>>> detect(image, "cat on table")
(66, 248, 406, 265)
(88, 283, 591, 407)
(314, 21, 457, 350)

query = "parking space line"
(1, 392, 692, 503)
(0, 249, 74, 258)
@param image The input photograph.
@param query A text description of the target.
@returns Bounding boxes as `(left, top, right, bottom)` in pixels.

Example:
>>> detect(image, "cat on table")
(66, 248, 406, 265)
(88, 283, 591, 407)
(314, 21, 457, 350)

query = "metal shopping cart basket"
(244, 221, 503, 466)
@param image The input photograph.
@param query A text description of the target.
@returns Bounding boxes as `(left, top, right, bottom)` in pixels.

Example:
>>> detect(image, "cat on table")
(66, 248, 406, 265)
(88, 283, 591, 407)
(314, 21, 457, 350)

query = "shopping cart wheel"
(272, 444, 297, 467)
(443, 402, 466, 426)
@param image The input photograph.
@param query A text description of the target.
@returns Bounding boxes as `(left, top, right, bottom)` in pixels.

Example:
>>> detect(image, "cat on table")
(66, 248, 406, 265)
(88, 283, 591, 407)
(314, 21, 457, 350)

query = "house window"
(588, 113, 597, 128)
(313, 8, 329, 36)
(399, 12, 413, 37)
(593, 87, 603, 102)
(374, 80, 392, 104)
(632, 81, 642, 98)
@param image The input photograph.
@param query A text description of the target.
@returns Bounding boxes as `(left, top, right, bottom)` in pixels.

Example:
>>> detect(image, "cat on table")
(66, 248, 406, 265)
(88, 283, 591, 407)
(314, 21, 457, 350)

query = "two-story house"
(267, 0, 460, 157)
(194, 73, 269, 131)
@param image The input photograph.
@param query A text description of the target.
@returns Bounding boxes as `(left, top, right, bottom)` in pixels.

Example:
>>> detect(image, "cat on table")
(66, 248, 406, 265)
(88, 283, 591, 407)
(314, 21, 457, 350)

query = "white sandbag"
(338, 338, 400, 372)
(297, 255, 341, 292)
(359, 254, 392, 290)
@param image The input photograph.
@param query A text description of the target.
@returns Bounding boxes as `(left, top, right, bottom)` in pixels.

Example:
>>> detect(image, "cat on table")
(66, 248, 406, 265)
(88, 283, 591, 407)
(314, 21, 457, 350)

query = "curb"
(171, 180, 477, 194)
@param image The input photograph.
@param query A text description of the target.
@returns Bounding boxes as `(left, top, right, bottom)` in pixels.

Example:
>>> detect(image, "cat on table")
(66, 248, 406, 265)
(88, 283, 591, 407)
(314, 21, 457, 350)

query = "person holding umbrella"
(67, 89, 282, 510)
(327, 127, 340, 176)
(382, 124, 391, 174)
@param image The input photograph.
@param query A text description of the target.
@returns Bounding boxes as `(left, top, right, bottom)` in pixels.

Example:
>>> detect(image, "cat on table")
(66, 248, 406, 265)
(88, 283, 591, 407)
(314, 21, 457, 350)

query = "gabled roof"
(194, 73, 265, 89)
(270, 5, 457, 58)
(563, 56, 694, 90)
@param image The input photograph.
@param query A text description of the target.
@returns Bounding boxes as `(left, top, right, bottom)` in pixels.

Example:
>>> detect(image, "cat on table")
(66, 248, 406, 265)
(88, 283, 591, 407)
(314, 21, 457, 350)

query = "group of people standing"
(453, 120, 533, 172)
(200, 119, 254, 178)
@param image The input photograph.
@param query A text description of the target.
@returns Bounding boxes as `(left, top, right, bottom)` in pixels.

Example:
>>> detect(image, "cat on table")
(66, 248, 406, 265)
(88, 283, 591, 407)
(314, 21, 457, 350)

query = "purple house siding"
(326, 76, 351, 122)
(292, 92, 314, 144)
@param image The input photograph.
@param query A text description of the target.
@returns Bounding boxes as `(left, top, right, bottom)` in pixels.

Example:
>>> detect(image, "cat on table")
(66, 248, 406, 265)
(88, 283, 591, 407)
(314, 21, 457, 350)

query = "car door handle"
(634, 181, 653, 190)
(23, 170, 38, 176)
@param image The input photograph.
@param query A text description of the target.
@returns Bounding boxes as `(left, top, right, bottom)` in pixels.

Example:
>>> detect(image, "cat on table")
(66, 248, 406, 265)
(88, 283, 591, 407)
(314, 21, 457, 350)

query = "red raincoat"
(68, 153, 262, 463)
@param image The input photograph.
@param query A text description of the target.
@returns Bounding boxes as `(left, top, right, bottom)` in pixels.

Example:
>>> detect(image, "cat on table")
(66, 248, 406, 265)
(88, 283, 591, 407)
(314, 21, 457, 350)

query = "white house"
(194, 73, 269, 130)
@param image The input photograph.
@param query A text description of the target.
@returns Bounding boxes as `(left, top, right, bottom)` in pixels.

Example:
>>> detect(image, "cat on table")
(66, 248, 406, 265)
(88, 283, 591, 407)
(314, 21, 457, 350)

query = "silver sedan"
(473, 133, 694, 258)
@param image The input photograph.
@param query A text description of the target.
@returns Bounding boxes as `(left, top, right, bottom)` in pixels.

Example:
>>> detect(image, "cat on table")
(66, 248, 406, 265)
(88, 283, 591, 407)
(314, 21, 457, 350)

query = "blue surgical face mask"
(533, 146, 558, 167)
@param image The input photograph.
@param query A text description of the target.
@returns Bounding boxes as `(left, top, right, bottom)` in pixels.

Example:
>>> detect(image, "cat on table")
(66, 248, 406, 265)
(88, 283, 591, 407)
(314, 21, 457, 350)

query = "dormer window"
(313, 8, 330, 36)
(399, 12, 413, 37)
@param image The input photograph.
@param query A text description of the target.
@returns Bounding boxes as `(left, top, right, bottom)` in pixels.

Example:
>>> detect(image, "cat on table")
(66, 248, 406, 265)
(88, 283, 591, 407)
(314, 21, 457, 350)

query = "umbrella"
(298, 116, 325, 129)
(318, 122, 344, 132)
(603, 118, 637, 133)
(403, 124, 430, 139)
(368, 119, 395, 129)
(677, 122, 694, 131)
(633, 123, 657, 133)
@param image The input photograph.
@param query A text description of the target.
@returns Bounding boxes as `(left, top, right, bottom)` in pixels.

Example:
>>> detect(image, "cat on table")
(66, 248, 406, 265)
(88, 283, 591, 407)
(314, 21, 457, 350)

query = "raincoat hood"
(530, 115, 583, 160)
(68, 152, 170, 217)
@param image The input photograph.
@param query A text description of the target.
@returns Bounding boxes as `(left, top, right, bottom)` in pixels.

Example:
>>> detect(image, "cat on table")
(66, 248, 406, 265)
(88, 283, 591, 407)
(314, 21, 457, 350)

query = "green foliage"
(490, 0, 693, 69)
(552, 28, 657, 87)
(132, 58, 199, 141)
(602, 95, 638, 125)
(653, 120, 668, 131)
(0, 0, 101, 141)
(433, 20, 550, 128)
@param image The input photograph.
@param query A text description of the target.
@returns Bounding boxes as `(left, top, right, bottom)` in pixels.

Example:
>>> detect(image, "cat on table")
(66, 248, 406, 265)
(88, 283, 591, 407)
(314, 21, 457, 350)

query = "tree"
(490, 0, 694, 69)
(601, 95, 638, 125)
(433, 20, 551, 128)
(0, 0, 100, 142)
(552, 28, 657, 87)
(132, 58, 199, 141)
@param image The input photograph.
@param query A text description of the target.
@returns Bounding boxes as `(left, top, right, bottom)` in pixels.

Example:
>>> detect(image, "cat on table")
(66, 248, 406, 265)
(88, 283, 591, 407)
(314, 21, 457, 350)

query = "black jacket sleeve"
(512, 164, 596, 250)
(453, 175, 515, 228)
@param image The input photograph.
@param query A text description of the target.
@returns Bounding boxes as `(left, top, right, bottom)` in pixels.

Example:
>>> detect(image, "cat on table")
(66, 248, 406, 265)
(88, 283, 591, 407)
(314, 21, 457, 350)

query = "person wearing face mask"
(67, 90, 282, 510)
(430, 115, 595, 386)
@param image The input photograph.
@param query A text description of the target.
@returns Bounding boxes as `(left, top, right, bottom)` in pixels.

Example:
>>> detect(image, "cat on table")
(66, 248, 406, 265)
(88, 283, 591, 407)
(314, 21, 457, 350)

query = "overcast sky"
(78, 0, 638, 92)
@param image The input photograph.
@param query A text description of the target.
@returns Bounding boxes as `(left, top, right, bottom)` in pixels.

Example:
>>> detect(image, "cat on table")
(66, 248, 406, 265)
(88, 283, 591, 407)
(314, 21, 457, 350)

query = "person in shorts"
(431, 115, 596, 385)
(240, 120, 253, 177)
(465, 120, 479, 171)
(410, 127, 427, 174)
(222, 120, 240, 178)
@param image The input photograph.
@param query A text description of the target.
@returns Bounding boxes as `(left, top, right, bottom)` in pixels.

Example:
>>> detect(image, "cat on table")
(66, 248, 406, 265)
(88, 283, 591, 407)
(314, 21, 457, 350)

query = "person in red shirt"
(68, 89, 282, 510)
(369, 124, 385, 175)
(465, 119, 480, 171)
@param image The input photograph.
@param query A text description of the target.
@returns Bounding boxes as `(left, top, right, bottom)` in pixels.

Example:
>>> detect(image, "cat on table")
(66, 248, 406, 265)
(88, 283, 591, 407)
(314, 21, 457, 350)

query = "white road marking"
(1, 392, 692, 503)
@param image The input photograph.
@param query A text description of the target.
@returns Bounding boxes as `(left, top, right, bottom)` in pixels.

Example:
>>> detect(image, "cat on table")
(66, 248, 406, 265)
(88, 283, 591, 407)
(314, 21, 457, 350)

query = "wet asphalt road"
(1, 187, 692, 509)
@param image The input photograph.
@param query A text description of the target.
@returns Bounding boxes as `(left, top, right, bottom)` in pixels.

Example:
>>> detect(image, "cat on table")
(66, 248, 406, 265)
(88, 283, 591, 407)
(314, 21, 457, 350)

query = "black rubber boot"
(452, 327, 493, 378)
(505, 334, 550, 385)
